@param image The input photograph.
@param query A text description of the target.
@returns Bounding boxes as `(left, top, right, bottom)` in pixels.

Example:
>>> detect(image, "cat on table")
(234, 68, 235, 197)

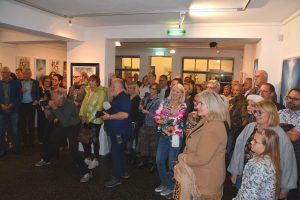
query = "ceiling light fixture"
(115, 41, 121, 46)
(170, 49, 176, 54)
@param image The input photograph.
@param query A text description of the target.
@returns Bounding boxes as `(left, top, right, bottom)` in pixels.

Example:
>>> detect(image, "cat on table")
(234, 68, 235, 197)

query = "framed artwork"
(17, 56, 30, 69)
(280, 56, 300, 104)
(35, 58, 46, 81)
(49, 59, 60, 74)
(62, 61, 67, 88)
(70, 63, 99, 85)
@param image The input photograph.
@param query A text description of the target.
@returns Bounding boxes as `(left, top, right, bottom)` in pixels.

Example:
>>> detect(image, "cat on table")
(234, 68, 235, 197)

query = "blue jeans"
(156, 134, 182, 190)
(0, 112, 19, 154)
(110, 134, 128, 179)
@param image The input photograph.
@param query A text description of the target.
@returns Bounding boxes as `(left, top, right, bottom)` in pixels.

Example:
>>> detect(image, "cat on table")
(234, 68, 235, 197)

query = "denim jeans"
(110, 134, 128, 179)
(0, 111, 19, 154)
(156, 134, 182, 190)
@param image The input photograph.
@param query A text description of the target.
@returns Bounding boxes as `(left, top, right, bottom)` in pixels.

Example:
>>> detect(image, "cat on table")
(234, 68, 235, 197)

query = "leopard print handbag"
(172, 181, 181, 200)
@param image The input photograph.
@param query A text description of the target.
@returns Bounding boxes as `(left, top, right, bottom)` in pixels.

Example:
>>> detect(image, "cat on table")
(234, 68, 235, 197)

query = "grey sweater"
(228, 122, 297, 192)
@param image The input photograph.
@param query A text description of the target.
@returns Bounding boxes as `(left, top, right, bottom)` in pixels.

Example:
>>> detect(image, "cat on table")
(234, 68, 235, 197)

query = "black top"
(130, 95, 141, 122)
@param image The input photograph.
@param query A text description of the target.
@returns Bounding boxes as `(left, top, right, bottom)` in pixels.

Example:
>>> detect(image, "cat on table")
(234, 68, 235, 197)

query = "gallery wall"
(0, 42, 67, 79)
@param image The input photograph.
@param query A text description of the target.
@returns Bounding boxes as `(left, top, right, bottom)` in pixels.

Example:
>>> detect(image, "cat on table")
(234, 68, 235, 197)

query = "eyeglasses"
(73, 76, 81, 78)
(251, 139, 263, 145)
(150, 87, 157, 90)
(285, 96, 300, 101)
(159, 79, 166, 82)
(253, 110, 265, 116)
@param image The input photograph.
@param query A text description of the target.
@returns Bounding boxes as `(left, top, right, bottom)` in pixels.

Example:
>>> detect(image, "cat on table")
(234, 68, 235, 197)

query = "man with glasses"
(0, 67, 22, 156)
(259, 83, 285, 110)
(67, 72, 86, 107)
(279, 88, 300, 200)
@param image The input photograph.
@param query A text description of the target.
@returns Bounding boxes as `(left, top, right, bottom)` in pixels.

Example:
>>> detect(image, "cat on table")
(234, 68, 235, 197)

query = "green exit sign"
(167, 28, 186, 36)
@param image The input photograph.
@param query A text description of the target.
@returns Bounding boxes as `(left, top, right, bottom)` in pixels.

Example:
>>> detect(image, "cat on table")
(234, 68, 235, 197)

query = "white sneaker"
(84, 158, 92, 166)
(80, 172, 93, 183)
(88, 159, 99, 169)
(154, 185, 166, 193)
(35, 159, 51, 167)
(160, 188, 174, 196)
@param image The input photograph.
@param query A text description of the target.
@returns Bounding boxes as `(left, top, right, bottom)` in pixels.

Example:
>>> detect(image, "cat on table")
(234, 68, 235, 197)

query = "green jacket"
(79, 86, 107, 124)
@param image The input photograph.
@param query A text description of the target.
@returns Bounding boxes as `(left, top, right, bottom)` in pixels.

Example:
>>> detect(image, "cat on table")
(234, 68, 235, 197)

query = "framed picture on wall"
(17, 56, 30, 69)
(35, 58, 46, 81)
(70, 63, 99, 85)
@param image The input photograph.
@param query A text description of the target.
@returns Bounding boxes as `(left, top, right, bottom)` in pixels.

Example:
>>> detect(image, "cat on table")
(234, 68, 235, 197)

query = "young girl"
(233, 129, 281, 200)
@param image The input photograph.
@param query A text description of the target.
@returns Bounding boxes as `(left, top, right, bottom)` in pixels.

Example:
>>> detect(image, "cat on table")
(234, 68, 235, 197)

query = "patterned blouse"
(233, 155, 276, 200)
(154, 99, 187, 136)
(279, 109, 300, 132)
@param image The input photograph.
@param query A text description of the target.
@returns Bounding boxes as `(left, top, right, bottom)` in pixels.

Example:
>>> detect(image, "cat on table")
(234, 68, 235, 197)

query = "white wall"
(67, 23, 281, 89)
(281, 9, 300, 59)
(0, 43, 66, 78)
(242, 44, 256, 80)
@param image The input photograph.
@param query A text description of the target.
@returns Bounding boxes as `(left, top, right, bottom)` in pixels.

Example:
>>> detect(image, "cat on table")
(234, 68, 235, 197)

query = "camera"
(95, 111, 104, 118)
(39, 100, 49, 107)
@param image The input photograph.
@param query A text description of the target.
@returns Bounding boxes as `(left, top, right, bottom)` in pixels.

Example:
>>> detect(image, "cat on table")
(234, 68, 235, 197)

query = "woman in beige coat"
(176, 91, 228, 200)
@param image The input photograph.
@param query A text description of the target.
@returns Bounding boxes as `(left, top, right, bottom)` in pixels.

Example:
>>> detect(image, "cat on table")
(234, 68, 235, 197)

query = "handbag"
(99, 125, 111, 155)
(78, 124, 92, 144)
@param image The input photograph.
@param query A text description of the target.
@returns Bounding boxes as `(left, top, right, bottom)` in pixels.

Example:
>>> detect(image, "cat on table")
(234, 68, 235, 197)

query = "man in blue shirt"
(103, 78, 132, 188)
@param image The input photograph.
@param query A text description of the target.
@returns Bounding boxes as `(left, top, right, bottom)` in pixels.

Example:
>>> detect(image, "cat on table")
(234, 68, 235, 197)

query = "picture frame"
(70, 63, 99, 85)
(35, 58, 46, 81)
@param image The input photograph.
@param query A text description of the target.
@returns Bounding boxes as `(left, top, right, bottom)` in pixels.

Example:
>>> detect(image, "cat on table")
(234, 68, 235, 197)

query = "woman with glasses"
(228, 100, 297, 199)
(137, 83, 161, 172)
(153, 84, 187, 197)
(174, 91, 228, 200)
(79, 75, 107, 169)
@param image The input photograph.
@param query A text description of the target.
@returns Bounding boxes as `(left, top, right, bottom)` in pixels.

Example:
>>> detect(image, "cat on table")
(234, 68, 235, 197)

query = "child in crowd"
(233, 129, 281, 200)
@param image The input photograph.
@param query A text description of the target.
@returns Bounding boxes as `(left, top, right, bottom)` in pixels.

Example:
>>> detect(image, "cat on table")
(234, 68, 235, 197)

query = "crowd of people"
(0, 66, 300, 200)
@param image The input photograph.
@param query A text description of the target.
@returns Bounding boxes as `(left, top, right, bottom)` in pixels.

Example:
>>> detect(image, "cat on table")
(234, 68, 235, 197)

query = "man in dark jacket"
(19, 67, 39, 148)
(0, 67, 22, 155)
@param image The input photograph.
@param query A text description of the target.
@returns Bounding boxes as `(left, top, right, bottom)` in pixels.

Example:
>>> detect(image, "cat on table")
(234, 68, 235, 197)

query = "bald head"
(73, 71, 82, 84)
(1, 67, 11, 80)
(110, 78, 125, 96)
(254, 70, 268, 88)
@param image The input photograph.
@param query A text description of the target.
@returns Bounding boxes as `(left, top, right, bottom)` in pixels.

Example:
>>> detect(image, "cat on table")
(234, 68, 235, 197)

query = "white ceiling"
(1, 0, 300, 49)
(10, 0, 300, 27)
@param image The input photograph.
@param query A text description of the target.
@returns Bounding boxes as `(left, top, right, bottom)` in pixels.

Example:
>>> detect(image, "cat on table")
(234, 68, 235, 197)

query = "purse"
(78, 124, 92, 144)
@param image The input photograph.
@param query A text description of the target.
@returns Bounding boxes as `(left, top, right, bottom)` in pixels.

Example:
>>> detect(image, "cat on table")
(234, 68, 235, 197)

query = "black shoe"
(121, 173, 129, 179)
(137, 161, 146, 168)
(149, 165, 157, 173)
(105, 177, 122, 188)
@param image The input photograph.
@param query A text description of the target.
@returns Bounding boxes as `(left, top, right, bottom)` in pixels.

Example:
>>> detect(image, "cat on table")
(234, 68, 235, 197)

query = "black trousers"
(19, 103, 36, 147)
(43, 123, 89, 175)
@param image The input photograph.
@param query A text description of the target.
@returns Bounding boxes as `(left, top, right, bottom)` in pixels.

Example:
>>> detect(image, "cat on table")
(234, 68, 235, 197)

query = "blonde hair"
(257, 129, 281, 199)
(256, 100, 280, 126)
(128, 83, 140, 99)
(168, 84, 185, 103)
(195, 91, 228, 122)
